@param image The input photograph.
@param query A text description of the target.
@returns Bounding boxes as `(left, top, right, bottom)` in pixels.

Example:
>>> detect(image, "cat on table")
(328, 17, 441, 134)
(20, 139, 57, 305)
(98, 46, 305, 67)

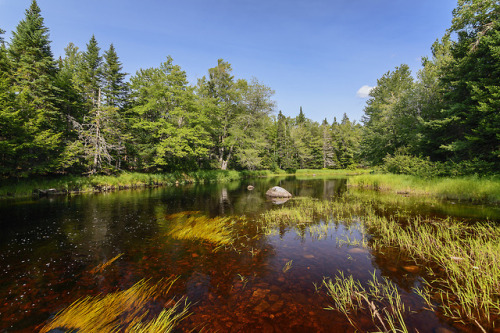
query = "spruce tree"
(0, 28, 19, 176)
(8, 0, 63, 176)
(81, 35, 102, 107)
(102, 44, 128, 107)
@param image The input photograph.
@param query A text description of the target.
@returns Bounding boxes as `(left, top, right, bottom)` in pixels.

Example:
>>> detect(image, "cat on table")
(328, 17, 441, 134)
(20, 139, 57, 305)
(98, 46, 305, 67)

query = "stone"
(348, 248, 369, 254)
(254, 300, 271, 313)
(268, 300, 284, 313)
(266, 186, 292, 198)
(247, 185, 255, 190)
(402, 265, 420, 273)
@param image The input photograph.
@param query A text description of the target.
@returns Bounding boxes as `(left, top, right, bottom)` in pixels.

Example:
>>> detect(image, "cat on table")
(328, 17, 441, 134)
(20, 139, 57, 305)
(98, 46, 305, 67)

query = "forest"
(0, 0, 498, 179)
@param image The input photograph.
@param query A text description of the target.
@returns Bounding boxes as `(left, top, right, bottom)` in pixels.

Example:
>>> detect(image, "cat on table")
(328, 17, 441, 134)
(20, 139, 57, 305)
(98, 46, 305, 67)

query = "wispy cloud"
(356, 85, 374, 98)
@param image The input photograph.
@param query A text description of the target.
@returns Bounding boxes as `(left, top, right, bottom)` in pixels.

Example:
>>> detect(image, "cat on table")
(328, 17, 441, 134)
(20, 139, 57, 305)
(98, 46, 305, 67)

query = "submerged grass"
(165, 211, 246, 249)
(40, 277, 190, 333)
(349, 173, 500, 204)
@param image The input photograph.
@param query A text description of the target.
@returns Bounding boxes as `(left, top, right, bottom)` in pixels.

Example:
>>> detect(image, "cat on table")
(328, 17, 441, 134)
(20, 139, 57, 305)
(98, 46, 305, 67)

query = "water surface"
(0, 176, 497, 332)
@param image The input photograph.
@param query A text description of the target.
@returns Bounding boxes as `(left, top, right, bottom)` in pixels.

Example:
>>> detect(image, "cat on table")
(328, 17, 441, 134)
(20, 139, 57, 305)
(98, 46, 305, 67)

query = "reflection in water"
(0, 176, 495, 332)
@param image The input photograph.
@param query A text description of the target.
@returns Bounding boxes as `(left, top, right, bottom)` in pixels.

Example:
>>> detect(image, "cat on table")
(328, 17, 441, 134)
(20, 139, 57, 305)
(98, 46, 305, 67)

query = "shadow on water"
(0, 176, 497, 331)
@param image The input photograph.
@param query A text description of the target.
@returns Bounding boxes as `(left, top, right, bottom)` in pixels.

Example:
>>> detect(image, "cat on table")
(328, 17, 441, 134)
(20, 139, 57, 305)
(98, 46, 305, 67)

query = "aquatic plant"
(366, 214, 500, 331)
(282, 260, 293, 273)
(90, 253, 123, 274)
(258, 193, 500, 330)
(323, 270, 409, 333)
(40, 277, 190, 333)
(165, 211, 246, 249)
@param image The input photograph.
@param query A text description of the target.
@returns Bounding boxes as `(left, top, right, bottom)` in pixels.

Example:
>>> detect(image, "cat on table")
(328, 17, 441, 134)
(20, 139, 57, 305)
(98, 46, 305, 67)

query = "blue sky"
(0, 0, 456, 123)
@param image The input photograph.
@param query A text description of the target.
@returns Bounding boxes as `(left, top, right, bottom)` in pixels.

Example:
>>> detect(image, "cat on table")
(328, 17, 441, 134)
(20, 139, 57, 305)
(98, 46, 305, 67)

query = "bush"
(382, 154, 442, 178)
(382, 154, 497, 178)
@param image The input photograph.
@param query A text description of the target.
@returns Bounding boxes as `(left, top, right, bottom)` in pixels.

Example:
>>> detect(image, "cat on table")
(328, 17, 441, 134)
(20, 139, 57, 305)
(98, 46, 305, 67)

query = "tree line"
(0, 1, 362, 178)
(0, 0, 498, 179)
(361, 0, 499, 175)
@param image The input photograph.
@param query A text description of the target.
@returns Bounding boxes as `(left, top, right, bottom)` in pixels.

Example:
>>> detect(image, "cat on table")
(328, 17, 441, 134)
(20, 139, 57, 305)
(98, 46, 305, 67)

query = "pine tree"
(8, 0, 63, 176)
(102, 44, 128, 107)
(297, 106, 306, 124)
(80, 35, 102, 107)
(321, 118, 335, 168)
(0, 28, 19, 175)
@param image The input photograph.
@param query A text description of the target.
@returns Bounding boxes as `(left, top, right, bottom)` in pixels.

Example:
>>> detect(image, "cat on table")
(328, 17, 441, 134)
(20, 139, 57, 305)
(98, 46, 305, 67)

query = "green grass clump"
(348, 173, 500, 204)
(367, 214, 500, 330)
(323, 271, 409, 333)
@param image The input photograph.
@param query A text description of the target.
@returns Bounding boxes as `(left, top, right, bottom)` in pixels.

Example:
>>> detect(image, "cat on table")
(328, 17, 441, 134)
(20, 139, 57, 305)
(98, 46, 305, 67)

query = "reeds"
(40, 277, 190, 333)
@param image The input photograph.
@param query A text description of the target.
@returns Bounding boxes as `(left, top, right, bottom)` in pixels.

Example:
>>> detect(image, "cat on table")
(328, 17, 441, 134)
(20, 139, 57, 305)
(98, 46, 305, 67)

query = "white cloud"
(356, 85, 374, 98)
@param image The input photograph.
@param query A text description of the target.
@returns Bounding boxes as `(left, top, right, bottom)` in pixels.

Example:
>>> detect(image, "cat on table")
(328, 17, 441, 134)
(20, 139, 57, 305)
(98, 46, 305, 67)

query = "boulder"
(265, 186, 292, 198)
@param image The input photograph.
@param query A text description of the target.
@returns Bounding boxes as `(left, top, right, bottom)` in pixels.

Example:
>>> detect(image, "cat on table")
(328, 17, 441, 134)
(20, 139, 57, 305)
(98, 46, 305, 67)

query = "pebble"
(254, 300, 271, 313)
(402, 265, 420, 273)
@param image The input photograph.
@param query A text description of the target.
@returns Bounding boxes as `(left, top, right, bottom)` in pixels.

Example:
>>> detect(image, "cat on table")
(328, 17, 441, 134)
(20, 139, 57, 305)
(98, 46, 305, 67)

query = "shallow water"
(0, 177, 497, 332)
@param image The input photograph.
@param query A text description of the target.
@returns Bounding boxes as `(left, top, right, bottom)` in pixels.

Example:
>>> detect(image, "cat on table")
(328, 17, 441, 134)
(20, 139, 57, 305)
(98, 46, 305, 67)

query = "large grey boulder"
(266, 186, 292, 198)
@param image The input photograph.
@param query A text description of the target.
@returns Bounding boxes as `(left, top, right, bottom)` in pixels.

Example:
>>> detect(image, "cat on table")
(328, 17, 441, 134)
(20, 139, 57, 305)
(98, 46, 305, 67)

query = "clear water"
(0, 176, 497, 332)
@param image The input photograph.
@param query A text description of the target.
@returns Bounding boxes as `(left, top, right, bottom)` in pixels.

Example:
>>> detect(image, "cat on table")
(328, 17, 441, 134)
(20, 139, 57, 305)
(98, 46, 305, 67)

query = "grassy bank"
(348, 173, 500, 204)
(0, 168, 368, 199)
(0, 170, 251, 199)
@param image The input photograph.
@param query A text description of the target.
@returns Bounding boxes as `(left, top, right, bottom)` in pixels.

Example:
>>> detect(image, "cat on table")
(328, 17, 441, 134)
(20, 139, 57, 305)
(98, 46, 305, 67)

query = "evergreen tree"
(297, 106, 306, 124)
(0, 28, 19, 176)
(80, 35, 102, 107)
(102, 44, 128, 107)
(8, 0, 63, 176)
(321, 118, 335, 168)
(435, 0, 500, 165)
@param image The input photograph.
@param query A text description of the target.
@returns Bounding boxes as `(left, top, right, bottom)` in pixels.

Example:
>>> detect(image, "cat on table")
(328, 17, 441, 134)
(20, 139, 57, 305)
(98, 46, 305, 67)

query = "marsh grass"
(259, 194, 500, 330)
(323, 270, 409, 333)
(40, 277, 190, 333)
(349, 173, 500, 204)
(366, 214, 500, 330)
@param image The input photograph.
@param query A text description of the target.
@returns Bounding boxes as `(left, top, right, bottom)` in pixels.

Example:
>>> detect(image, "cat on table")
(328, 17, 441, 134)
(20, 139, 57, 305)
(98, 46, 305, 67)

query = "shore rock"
(265, 186, 292, 198)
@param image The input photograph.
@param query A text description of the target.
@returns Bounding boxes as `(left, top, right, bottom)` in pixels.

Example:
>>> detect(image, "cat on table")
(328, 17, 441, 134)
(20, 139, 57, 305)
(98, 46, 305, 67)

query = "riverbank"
(0, 169, 372, 199)
(348, 173, 500, 204)
(0, 170, 273, 199)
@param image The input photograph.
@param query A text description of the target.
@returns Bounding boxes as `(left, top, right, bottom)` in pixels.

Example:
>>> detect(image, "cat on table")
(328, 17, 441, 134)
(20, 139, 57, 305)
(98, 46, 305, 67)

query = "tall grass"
(349, 173, 500, 204)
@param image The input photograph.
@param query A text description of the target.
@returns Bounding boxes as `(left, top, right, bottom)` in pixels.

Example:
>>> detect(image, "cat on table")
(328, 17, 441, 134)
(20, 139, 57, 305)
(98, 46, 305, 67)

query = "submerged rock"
(265, 186, 292, 198)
